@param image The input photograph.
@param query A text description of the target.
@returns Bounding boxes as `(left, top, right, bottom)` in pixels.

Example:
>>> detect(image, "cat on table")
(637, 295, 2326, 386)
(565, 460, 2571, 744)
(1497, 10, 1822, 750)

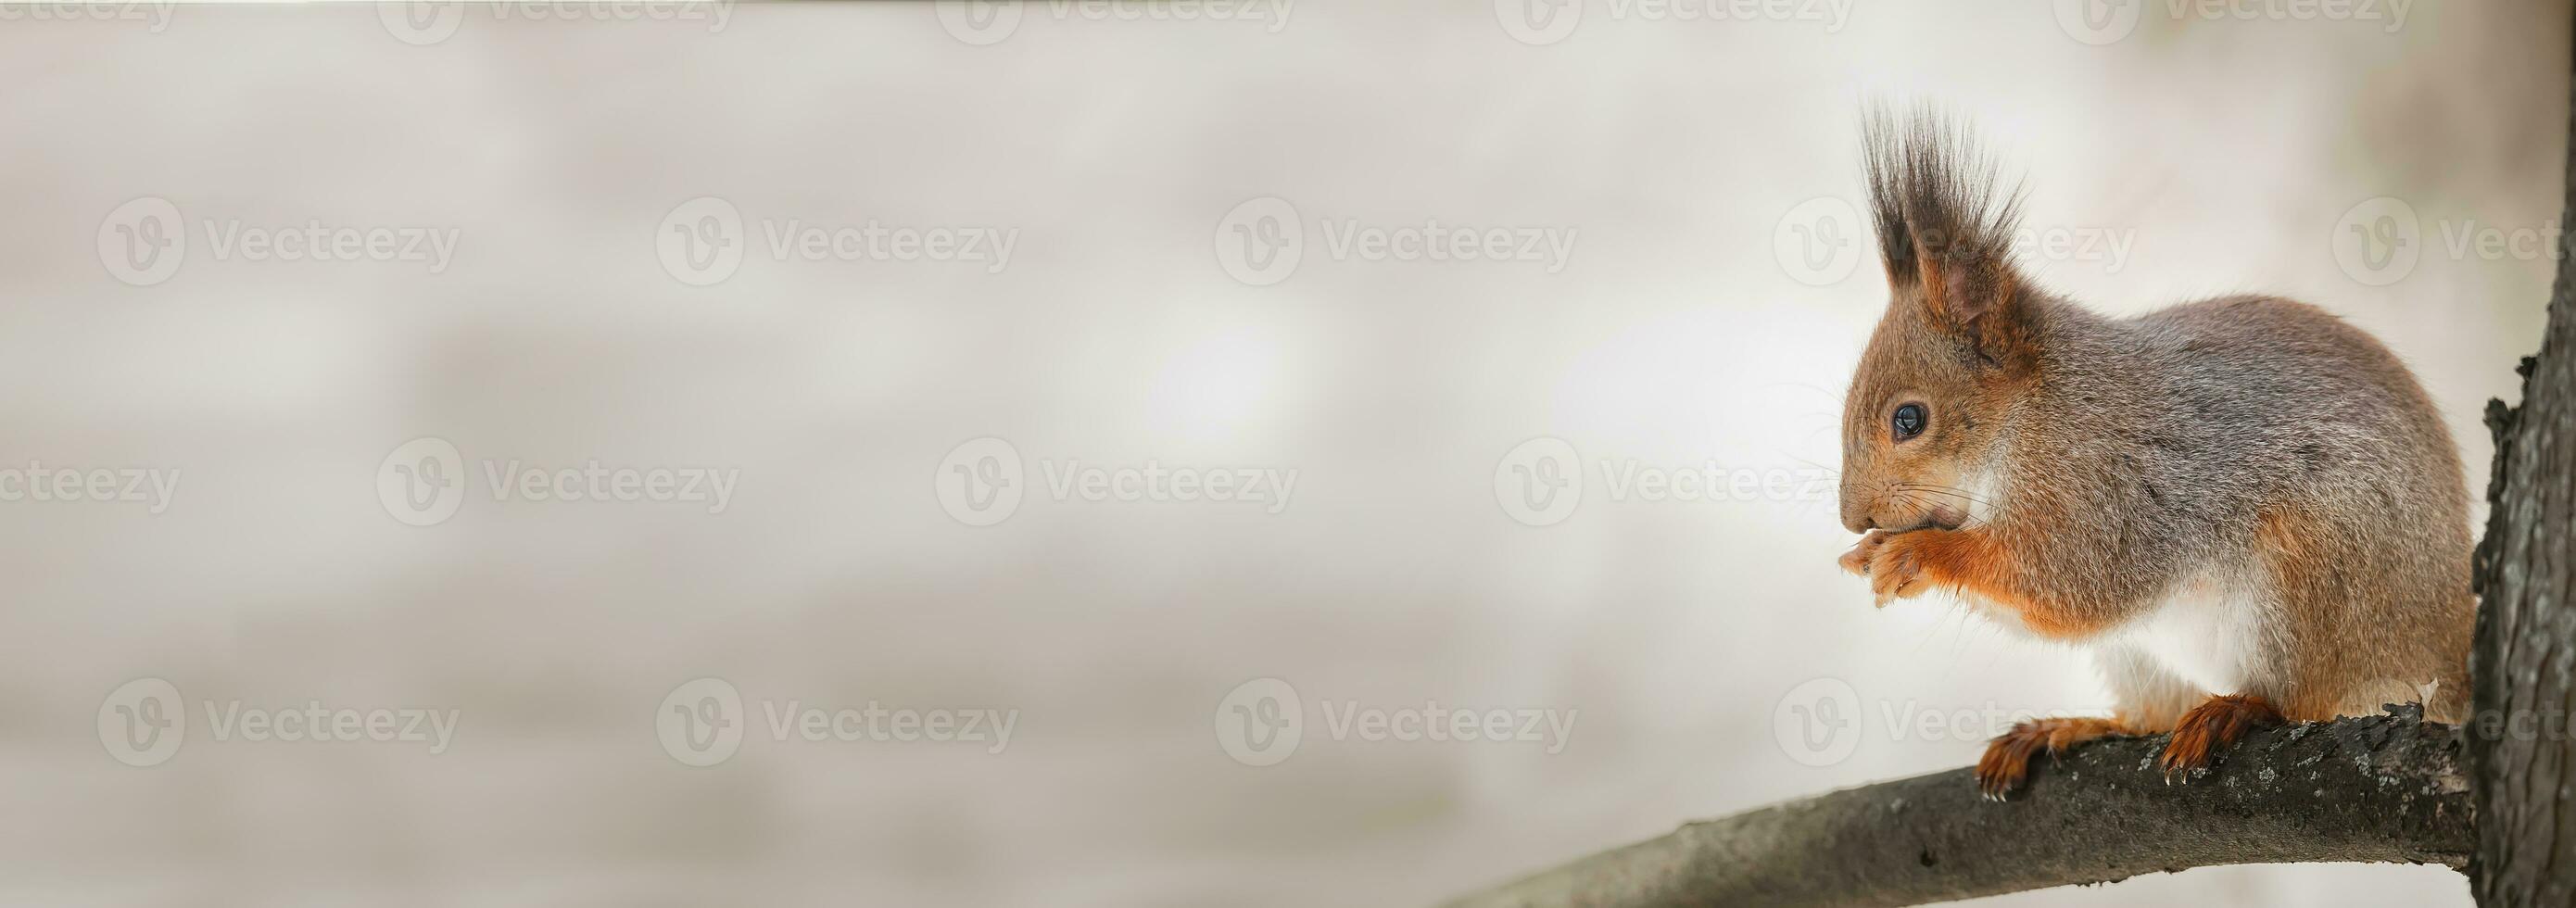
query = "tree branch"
(1445, 709, 2471, 908)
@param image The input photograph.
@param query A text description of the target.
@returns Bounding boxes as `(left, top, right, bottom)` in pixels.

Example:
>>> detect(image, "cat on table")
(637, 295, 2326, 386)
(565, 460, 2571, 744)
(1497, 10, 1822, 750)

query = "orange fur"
(2156, 694, 2283, 776)
(1974, 716, 2129, 800)
(2252, 508, 2346, 721)
(1850, 528, 2113, 640)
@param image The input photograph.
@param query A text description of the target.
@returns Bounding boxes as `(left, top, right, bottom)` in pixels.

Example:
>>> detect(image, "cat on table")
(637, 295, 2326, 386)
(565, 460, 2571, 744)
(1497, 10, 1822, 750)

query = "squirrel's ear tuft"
(1862, 105, 2034, 363)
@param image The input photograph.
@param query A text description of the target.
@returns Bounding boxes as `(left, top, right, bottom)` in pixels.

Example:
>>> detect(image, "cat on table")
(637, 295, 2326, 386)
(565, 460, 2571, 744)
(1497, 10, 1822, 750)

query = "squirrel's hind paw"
(2156, 694, 2283, 780)
(1974, 717, 2128, 801)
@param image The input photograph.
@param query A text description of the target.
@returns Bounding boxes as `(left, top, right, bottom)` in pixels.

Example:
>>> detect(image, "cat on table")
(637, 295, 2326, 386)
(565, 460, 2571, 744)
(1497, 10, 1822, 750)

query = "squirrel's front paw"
(1840, 530, 1940, 607)
(1864, 532, 1933, 606)
(1837, 530, 1889, 577)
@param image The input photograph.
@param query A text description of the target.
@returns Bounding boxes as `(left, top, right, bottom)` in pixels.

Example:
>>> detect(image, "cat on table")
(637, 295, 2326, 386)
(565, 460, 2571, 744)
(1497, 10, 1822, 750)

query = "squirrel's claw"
(1974, 717, 2128, 800)
(2154, 694, 2284, 782)
(1837, 531, 1886, 577)
(1867, 535, 1929, 605)
(1841, 530, 1937, 607)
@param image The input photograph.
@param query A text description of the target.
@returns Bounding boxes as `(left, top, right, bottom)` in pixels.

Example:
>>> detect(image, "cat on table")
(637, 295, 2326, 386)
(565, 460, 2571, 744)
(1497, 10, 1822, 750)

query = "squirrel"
(1831, 109, 2476, 800)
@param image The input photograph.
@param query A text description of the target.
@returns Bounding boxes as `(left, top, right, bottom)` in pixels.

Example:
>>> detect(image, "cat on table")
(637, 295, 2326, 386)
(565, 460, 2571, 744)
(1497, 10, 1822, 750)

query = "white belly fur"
(2108, 570, 2271, 697)
(1944, 459, 2274, 700)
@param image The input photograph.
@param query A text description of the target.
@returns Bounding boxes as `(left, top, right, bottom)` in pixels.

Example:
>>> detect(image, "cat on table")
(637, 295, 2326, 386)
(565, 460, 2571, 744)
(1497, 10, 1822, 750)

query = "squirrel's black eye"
(1891, 403, 1928, 442)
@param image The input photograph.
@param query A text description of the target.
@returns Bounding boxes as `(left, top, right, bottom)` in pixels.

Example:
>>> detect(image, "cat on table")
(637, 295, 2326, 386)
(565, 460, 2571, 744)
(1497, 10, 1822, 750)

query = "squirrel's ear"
(1861, 107, 2034, 366)
(1914, 238, 2035, 368)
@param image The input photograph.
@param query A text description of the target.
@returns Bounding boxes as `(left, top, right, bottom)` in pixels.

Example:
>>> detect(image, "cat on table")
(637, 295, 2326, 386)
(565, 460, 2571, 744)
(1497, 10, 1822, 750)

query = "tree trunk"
(2463, 14, 2576, 907)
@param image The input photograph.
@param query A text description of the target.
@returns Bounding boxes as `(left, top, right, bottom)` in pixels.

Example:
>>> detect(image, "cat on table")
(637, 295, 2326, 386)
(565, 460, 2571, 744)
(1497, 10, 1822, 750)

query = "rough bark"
(2463, 15, 2576, 908)
(1443, 710, 2471, 908)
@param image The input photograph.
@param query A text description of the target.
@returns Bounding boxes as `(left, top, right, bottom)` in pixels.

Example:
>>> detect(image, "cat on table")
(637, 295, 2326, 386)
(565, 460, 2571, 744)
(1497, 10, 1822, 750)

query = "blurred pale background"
(0, 1, 2563, 905)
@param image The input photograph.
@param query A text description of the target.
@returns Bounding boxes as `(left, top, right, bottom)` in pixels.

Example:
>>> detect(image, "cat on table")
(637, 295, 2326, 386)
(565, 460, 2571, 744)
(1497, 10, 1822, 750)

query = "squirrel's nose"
(1840, 501, 1875, 535)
